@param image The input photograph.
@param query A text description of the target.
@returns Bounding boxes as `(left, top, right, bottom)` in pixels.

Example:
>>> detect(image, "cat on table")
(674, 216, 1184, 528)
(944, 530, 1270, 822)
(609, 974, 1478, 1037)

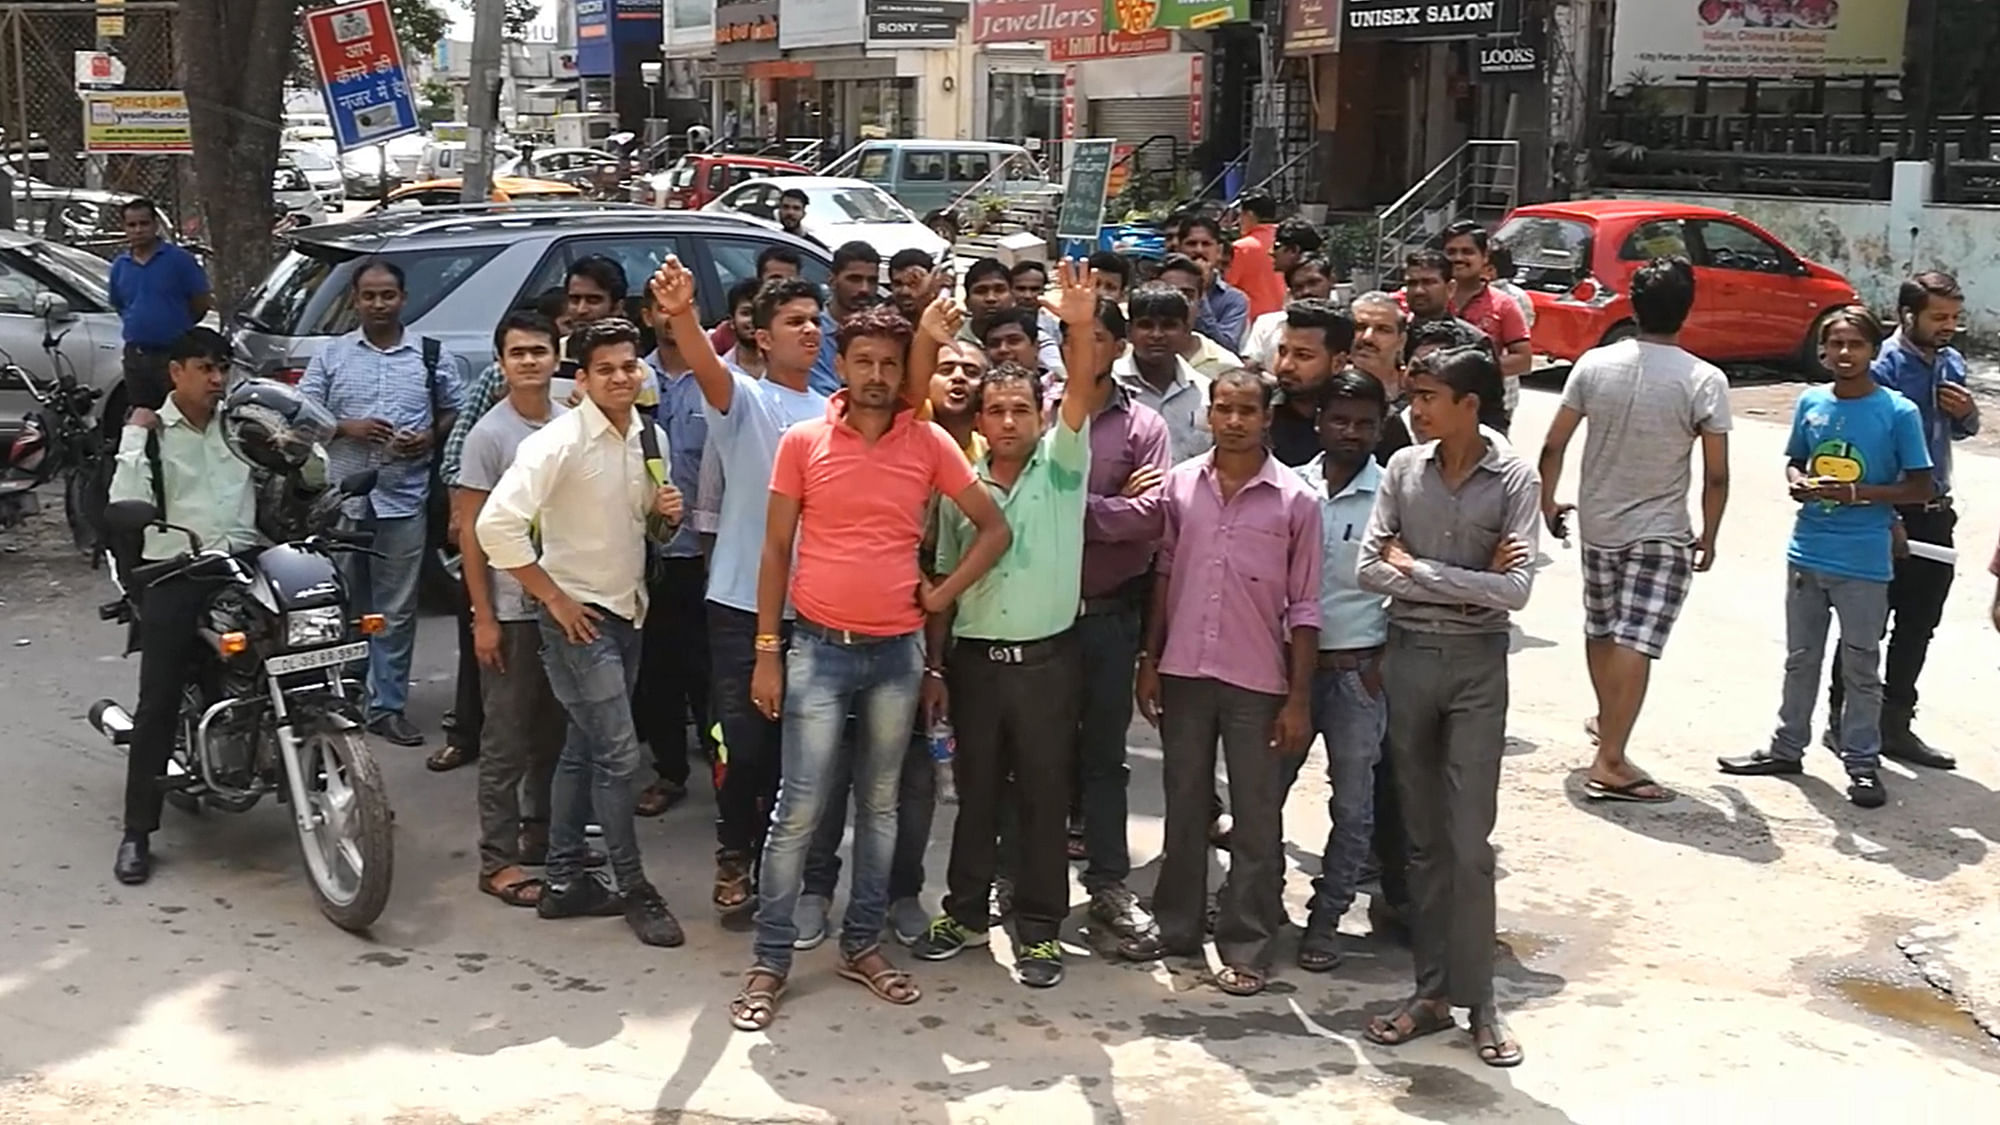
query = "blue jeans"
(1283, 664, 1388, 921)
(338, 512, 425, 718)
(536, 610, 648, 893)
(801, 731, 936, 902)
(1773, 565, 1889, 773)
(752, 628, 924, 975)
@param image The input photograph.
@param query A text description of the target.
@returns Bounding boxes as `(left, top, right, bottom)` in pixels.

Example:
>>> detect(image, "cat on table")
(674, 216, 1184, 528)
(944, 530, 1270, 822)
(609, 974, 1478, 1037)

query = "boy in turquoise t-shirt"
(1720, 308, 1933, 808)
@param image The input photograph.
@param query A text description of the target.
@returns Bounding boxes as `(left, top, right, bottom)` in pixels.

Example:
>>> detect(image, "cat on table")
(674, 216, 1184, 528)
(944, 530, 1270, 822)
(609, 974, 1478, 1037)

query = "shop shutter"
(1087, 97, 1190, 180)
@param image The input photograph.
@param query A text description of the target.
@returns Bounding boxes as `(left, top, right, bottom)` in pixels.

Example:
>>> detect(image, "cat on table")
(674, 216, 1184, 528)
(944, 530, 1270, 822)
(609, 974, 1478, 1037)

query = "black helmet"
(220, 379, 335, 474)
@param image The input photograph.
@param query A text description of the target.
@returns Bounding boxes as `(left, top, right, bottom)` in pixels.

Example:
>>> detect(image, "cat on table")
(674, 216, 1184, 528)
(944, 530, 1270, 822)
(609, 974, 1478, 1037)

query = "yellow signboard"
(82, 90, 192, 154)
(97, 3, 125, 37)
(1613, 0, 1909, 82)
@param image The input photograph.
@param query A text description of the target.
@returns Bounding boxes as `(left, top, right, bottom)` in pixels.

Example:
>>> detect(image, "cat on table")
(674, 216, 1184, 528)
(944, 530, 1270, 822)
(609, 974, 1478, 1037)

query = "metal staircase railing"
(1370, 140, 1520, 290)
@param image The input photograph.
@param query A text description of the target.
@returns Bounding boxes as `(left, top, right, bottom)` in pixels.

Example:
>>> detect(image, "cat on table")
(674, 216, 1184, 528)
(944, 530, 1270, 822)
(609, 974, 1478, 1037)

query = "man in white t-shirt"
(1537, 257, 1732, 805)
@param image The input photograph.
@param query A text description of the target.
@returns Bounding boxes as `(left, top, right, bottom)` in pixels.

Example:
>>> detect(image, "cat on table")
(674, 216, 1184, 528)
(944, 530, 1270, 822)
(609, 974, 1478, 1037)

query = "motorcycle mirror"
(338, 469, 378, 497)
(102, 498, 161, 534)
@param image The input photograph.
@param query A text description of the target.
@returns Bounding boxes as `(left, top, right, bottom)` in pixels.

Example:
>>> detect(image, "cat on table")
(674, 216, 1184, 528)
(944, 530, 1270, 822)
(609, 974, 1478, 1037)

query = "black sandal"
(426, 742, 477, 772)
(1364, 995, 1455, 1046)
(1471, 1005, 1524, 1068)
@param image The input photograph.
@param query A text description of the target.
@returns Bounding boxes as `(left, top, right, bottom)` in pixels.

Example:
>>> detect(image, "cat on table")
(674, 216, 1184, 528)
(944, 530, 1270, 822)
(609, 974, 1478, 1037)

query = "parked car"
(366, 176, 584, 213)
(820, 139, 1056, 238)
(415, 139, 518, 182)
(648, 153, 811, 211)
(498, 145, 619, 181)
(0, 229, 124, 446)
(282, 142, 346, 208)
(703, 176, 952, 264)
(273, 159, 329, 227)
(1495, 199, 1862, 375)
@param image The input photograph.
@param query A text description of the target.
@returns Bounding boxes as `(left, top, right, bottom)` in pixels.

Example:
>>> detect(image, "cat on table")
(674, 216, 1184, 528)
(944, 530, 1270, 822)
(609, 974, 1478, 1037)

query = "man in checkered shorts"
(1537, 258, 1732, 803)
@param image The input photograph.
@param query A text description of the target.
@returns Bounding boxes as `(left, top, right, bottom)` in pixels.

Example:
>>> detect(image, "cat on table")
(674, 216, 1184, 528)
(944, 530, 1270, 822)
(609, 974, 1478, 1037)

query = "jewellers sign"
(973, 0, 1099, 44)
(1341, 1, 1505, 42)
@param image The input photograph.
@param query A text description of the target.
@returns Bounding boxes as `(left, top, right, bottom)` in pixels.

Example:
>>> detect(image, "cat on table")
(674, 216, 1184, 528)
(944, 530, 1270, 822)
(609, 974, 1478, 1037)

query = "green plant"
(1321, 218, 1375, 282)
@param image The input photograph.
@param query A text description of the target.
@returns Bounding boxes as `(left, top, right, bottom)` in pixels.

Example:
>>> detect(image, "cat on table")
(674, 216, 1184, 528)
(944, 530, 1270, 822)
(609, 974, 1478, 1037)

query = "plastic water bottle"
(927, 720, 957, 805)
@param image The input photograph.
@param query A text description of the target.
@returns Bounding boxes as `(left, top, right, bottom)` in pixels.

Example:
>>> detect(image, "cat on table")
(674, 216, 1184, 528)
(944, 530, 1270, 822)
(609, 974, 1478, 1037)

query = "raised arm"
(1047, 258, 1104, 433)
(909, 288, 962, 415)
(650, 254, 737, 414)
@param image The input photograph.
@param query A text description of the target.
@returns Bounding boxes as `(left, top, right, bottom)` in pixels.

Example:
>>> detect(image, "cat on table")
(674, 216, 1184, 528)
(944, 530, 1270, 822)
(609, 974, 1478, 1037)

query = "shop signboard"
(82, 90, 191, 153)
(781, 0, 868, 49)
(1103, 0, 1246, 34)
(1048, 29, 1171, 60)
(1611, 0, 1907, 83)
(1340, 1, 1507, 42)
(1187, 53, 1204, 143)
(1056, 137, 1117, 244)
(1475, 34, 1540, 80)
(303, 0, 420, 150)
(1284, 0, 1336, 56)
(1061, 64, 1077, 140)
(867, 0, 968, 43)
(973, 0, 1100, 43)
(715, 0, 782, 62)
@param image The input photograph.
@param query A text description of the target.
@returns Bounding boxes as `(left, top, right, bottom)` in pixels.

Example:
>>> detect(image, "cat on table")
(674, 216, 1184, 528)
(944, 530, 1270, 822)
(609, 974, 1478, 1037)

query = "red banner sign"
(1061, 64, 1077, 140)
(1187, 53, 1205, 144)
(1048, 28, 1171, 59)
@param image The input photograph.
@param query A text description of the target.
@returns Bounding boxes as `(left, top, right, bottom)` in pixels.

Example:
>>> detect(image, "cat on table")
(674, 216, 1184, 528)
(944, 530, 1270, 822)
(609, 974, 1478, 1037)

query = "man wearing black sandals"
(1357, 347, 1539, 1067)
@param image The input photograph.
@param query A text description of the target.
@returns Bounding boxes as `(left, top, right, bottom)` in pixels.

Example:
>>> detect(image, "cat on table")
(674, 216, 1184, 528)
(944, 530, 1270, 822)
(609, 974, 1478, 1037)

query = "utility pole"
(461, 0, 507, 203)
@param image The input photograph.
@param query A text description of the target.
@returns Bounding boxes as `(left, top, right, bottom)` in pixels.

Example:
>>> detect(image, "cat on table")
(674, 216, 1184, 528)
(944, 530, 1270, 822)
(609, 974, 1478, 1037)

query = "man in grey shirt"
(1356, 346, 1538, 1070)
(1538, 258, 1731, 806)
(453, 311, 569, 908)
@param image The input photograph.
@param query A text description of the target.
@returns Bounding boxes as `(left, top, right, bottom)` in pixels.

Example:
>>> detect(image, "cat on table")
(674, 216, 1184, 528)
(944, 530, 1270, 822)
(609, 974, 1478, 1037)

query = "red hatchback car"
(1495, 200, 1862, 374)
(654, 153, 811, 210)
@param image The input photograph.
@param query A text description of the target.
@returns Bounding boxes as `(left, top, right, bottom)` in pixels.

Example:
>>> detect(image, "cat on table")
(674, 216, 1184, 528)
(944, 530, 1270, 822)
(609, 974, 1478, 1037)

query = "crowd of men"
(100, 180, 1989, 1070)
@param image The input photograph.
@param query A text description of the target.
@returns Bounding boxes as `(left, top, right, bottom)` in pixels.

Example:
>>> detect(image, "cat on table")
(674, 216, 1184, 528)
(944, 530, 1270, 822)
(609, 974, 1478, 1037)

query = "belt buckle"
(988, 644, 1024, 665)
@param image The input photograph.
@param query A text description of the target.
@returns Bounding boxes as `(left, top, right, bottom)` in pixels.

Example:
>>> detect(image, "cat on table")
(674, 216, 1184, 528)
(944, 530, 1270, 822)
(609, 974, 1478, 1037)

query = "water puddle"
(1827, 974, 1993, 1046)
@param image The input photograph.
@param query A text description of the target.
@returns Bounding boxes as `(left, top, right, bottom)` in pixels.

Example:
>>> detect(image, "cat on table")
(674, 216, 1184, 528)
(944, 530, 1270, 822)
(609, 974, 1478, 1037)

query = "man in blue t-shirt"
(108, 198, 211, 424)
(1720, 308, 1933, 808)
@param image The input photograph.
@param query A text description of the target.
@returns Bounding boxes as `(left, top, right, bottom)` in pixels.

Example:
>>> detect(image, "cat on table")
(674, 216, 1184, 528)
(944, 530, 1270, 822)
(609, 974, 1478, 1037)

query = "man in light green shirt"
(910, 267, 1108, 989)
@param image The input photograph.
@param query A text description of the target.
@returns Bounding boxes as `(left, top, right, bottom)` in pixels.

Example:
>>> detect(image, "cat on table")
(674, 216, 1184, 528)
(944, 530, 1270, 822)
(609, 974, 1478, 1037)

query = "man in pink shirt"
(1226, 191, 1287, 320)
(1129, 368, 1322, 996)
(728, 304, 1011, 1032)
(1442, 220, 1533, 422)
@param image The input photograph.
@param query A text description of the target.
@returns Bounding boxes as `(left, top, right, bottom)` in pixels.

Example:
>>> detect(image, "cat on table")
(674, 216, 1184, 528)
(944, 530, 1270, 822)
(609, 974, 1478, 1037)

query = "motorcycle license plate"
(266, 641, 369, 675)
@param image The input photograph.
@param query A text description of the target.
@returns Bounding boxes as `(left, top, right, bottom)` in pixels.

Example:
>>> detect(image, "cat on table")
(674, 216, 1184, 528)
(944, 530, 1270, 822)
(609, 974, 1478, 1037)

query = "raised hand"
(649, 254, 697, 320)
(1041, 256, 1097, 329)
(919, 292, 964, 347)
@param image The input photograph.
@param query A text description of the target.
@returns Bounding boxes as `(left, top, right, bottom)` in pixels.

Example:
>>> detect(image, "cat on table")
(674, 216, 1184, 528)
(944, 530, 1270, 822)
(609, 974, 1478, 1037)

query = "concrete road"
(2, 385, 1997, 1124)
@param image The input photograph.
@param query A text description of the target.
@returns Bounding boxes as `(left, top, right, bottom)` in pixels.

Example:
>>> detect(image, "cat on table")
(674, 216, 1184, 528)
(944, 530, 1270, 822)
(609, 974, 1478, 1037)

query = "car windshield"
(666, 164, 696, 190)
(14, 237, 111, 306)
(1495, 214, 1594, 293)
(806, 184, 910, 224)
(239, 242, 502, 336)
(285, 146, 335, 171)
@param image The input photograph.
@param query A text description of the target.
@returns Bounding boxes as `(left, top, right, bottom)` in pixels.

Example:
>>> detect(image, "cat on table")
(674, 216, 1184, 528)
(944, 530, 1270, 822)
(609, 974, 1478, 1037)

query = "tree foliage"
(294, 0, 450, 80)
(458, 0, 544, 40)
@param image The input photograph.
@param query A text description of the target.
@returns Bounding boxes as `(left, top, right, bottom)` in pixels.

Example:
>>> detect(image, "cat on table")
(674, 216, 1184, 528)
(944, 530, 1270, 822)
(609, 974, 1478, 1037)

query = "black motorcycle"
(88, 470, 395, 932)
(0, 354, 107, 554)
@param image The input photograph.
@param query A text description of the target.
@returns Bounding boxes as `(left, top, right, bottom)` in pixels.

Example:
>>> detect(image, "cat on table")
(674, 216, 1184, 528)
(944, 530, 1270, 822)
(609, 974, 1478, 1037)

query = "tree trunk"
(178, 0, 301, 315)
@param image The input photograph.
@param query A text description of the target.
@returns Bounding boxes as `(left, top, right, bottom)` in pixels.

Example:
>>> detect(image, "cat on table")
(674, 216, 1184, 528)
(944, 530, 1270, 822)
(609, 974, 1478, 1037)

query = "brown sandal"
(426, 742, 476, 772)
(713, 852, 754, 912)
(1214, 964, 1267, 996)
(479, 867, 544, 907)
(836, 946, 920, 1006)
(1365, 995, 1455, 1046)
(729, 968, 786, 1032)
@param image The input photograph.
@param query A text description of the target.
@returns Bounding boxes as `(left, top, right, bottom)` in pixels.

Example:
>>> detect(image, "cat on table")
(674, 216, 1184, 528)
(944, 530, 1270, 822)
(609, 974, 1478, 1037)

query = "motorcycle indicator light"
(357, 614, 386, 635)
(218, 631, 249, 656)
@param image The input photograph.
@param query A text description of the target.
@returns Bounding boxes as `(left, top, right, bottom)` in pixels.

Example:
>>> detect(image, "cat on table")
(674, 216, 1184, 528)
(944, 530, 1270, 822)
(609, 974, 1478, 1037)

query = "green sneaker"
(909, 914, 988, 961)
(1016, 940, 1065, 988)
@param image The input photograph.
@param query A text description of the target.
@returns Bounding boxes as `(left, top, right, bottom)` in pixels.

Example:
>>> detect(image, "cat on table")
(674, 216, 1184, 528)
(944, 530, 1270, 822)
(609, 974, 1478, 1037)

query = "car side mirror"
(34, 291, 72, 322)
(103, 498, 161, 534)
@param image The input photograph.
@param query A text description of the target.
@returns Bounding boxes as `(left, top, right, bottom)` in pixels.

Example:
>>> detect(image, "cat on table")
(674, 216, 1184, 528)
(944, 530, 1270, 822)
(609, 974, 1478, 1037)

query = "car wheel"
(1798, 309, 1840, 382)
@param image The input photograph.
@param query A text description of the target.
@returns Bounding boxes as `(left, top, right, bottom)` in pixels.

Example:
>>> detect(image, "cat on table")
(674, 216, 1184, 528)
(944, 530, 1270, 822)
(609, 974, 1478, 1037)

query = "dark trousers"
(451, 584, 483, 751)
(1155, 675, 1287, 966)
(800, 731, 935, 902)
(1071, 605, 1141, 891)
(125, 577, 207, 835)
(710, 603, 784, 857)
(121, 344, 170, 412)
(476, 621, 563, 875)
(942, 634, 1083, 945)
(1384, 627, 1509, 1008)
(1830, 504, 1956, 719)
(636, 556, 717, 787)
(1373, 743, 1412, 908)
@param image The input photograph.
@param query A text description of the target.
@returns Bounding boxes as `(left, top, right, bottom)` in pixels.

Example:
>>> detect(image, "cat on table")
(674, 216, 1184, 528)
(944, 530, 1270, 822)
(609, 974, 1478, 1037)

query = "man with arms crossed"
(1538, 257, 1731, 804)
(476, 318, 687, 948)
(1359, 347, 1539, 1068)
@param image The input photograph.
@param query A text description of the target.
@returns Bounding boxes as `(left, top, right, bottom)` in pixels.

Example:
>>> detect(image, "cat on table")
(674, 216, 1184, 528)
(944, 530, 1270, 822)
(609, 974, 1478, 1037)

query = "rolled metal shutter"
(1087, 97, 1190, 180)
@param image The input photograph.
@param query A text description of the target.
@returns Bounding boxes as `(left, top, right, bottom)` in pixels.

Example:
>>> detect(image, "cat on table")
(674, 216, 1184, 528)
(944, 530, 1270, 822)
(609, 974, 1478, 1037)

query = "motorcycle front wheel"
(293, 726, 394, 932)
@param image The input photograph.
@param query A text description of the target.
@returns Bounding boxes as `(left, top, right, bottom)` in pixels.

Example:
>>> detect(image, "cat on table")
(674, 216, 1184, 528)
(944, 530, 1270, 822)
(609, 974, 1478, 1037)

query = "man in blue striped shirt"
(1829, 272, 1979, 771)
(298, 258, 463, 747)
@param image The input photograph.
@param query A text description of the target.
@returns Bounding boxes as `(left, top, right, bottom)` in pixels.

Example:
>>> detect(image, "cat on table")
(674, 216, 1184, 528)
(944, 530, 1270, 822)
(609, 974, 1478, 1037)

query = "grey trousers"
(1383, 627, 1509, 1008)
(476, 620, 564, 876)
(1774, 564, 1889, 772)
(1156, 675, 1287, 967)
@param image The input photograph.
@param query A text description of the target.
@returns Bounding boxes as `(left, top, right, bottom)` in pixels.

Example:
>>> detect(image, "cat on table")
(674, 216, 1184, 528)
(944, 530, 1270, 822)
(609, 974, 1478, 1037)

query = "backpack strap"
(420, 336, 444, 416)
(144, 426, 165, 515)
(636, 419, 667, 488)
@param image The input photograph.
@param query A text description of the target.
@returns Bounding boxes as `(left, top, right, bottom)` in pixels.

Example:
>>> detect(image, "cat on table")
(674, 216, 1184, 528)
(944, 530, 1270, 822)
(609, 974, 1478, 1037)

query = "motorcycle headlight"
(285, 607, 346, 648)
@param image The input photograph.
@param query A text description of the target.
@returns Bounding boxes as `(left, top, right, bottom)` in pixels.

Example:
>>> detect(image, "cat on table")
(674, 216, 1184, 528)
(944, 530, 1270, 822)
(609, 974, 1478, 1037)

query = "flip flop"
(479, 871, 545, 908)
(1365, 996, 1456, 1046)
(1214, 964, 1267, 996)
(1472, 1007, 1525, 1068)
(1584, 776, 1676, 804)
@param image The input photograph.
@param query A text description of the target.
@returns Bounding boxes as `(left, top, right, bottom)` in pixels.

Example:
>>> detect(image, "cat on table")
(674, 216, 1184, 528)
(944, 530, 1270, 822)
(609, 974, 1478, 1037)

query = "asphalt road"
(1, 385, 1997, 1123)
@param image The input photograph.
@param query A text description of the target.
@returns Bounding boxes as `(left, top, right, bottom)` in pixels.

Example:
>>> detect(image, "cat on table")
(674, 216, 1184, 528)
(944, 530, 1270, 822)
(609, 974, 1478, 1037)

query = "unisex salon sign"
(1341, 1, 1504, 41)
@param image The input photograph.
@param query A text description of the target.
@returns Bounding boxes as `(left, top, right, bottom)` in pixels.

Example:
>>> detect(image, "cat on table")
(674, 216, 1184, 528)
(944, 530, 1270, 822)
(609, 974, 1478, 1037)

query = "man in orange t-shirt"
(1226, 191, 1287, 320)
(729, 304, 1011, 1032)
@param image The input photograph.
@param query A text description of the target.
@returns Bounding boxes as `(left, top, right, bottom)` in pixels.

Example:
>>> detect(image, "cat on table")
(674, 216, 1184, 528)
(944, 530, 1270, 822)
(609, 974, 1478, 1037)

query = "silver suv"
(229, 203, 834, 387)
